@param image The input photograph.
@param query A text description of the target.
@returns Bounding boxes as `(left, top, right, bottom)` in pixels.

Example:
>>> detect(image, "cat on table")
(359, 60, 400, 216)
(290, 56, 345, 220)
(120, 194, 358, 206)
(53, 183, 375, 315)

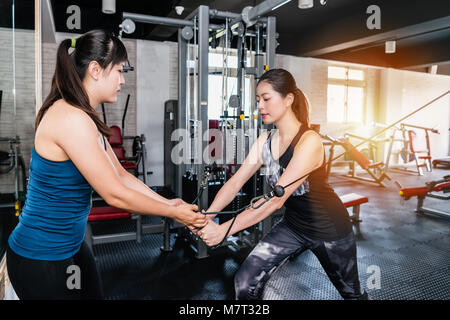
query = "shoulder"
(256, 130, 272, 143)
(301, 129, 322, 143)
(55, 100, 97, 132)
(48, 100, 99, 144)
(294, 129, 323, 152)
(255, 130, 271, 149)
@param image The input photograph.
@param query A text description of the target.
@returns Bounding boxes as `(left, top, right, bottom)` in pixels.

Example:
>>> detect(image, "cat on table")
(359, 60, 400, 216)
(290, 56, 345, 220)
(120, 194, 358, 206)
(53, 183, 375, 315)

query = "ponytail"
(293, 88, 310, 129)
(36, 30, 128, 138)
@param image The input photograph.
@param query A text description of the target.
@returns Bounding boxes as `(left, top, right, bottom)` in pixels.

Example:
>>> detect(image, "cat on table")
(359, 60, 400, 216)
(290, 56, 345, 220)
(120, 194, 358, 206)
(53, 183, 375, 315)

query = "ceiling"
(1, 0, 449, 75)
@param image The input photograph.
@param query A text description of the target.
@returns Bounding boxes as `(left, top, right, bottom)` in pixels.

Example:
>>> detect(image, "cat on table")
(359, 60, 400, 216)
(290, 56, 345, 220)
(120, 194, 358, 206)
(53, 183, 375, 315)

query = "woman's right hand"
(172, 203, 207, 229)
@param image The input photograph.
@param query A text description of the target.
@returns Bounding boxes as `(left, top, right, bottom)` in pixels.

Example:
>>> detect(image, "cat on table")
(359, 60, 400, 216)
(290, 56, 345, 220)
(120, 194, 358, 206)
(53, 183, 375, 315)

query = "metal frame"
(385, 123, 438, 176)
(414, 193, 450, 220)
(85, 136, 176, 252)
(123, 0, 281, 258)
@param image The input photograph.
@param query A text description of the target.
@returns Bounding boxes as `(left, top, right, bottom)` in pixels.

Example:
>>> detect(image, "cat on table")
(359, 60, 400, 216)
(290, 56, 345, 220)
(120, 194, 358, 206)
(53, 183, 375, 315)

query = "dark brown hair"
(257, 68, 310, 128)
(36, 29, 128, 138)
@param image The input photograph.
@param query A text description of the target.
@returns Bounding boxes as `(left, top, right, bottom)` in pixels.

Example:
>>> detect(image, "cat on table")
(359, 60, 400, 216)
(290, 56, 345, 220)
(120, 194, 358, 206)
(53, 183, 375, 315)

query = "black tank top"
(262, 125, 352, 241)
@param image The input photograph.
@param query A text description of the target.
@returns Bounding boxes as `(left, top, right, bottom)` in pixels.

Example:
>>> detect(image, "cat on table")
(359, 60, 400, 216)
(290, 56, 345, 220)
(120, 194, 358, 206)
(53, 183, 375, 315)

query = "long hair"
(36, 29, 128, 138)
(257, 68, 310, 128)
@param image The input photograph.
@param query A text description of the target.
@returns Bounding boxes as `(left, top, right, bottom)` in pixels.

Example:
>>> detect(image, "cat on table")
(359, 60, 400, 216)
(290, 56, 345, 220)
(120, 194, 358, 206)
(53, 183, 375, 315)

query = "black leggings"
(235, 219, 368, 300)
(6, 241, 104, 300)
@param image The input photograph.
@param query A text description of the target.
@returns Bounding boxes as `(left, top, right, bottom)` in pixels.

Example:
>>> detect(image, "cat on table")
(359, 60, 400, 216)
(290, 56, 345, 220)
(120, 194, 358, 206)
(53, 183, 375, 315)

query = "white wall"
(0, 29, 35, 194)
(136, 40, 177, 186)
(380, 68, 450, 159)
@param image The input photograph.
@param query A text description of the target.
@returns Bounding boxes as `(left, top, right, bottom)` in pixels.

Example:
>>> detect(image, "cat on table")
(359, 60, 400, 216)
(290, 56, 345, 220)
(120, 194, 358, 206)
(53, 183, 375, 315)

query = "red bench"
(88, 206, 131, 221)
(109, 125, 138, 172)
(399, 179, 450, 219)
(339, 193, 369, 224)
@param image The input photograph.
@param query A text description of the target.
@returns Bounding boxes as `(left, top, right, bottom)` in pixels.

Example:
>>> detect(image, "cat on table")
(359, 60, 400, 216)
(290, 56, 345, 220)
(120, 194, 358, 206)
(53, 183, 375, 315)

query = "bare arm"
(103, 138, 181, 206)
(55, 108, 205, 228)
(199, 130, 324, 246)
(206, 131, 269, 215)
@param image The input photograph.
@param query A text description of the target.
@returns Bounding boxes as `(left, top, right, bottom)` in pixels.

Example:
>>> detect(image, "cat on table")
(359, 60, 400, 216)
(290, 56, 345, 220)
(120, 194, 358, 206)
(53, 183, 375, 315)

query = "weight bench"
(84, 205, 173, 252)
(432, 156, 450, 169)
(338, 137, 395, 188)
(339, 193, 369, 224)
(109, 125, 138, 174)
(399, 176, 450, 219)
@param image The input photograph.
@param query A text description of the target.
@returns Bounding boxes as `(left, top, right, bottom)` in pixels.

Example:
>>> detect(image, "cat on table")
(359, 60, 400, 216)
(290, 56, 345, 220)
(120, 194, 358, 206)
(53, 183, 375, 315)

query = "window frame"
(207, 49, 255, 120)
(327, 65, 367, 124)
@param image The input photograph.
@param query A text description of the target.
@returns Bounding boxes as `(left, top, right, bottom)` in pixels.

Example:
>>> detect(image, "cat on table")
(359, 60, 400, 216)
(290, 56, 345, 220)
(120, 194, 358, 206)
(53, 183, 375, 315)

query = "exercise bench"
(339, 193, 369, 224)
(399, 176, 450, 219)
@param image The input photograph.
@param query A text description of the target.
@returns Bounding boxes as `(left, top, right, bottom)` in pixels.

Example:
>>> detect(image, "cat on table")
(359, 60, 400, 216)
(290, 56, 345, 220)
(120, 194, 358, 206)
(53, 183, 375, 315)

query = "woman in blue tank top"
(195, 69, 368, 300)
(6, 30, 206, 300)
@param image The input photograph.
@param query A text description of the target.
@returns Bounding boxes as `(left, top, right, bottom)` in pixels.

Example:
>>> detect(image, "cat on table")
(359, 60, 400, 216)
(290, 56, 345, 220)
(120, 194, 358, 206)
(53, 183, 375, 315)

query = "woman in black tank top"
(197, 69, 368, 300)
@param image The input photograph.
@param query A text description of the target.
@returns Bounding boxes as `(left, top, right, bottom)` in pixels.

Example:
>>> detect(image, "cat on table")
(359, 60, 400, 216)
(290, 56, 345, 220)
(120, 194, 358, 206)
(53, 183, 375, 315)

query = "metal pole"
(194, 5, 210, 259)
(209, 9, 241, 20)
(247, 0, 292, 22)
(122, 12, 193, 28)
(198, 5, 209, 213)
(237, 33, 244, 130)
(265, 16, 276, 70)
(261, 17, 277, 237)
(177, 29, 188, 198)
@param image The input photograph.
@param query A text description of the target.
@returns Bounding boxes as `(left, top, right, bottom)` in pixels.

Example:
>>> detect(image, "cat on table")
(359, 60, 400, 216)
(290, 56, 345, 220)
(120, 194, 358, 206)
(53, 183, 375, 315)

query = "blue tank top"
(8, 138, 105, 261)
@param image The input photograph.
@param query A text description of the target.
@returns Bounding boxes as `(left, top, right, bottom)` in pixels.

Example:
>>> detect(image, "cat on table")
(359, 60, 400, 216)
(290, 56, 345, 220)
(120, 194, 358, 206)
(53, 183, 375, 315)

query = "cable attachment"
(200, 168, 211, 189)
(191, 167, 212, 205)
(248, 185, 285, 210)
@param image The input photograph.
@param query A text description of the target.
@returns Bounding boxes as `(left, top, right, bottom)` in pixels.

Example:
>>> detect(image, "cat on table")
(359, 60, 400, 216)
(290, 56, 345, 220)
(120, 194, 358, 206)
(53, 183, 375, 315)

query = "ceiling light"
(298, 0, 314, 9)
(102, 0, 116, 14)
(385, 40, 396, 54)
(175, 6, 184, 15)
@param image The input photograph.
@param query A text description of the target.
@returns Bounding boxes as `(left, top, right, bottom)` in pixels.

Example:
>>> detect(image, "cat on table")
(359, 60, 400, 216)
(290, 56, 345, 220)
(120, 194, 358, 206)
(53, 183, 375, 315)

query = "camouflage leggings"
(234, 219, 368, 300)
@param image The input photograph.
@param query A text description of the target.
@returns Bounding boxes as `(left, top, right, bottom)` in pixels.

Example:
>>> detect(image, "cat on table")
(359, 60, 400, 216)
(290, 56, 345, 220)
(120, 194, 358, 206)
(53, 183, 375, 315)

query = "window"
(207, 51, 253, 120)
(327, 66, 366, 123)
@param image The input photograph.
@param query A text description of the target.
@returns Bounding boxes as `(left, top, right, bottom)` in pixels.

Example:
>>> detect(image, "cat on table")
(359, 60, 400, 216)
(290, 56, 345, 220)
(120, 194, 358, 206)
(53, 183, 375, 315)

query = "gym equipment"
(327, 90, 450, 170)
(192, 162, 370, 247)
(86, 94, 174, 251)
(321, 134, 398, 188)
(0, 137, 27, 216)
(85, 187, 174, 251)
(385, 123, 439, 175)
(399, 175, 450, 219)
(433, 156, 450, 169)
(340, 193, 369, 224)
(190, 168, 369, 247)
(126, 3, 278, 258)
(343, 132, 389, 162)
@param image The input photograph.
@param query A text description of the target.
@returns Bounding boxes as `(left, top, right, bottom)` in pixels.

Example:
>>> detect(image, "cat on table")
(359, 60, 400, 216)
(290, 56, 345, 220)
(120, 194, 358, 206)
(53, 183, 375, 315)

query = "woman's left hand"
(198, 220, 227, 247)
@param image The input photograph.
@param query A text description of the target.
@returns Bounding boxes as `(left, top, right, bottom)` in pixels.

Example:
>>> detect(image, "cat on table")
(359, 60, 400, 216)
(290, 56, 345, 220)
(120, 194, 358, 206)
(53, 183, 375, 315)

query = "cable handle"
(191, 164, 312, 248)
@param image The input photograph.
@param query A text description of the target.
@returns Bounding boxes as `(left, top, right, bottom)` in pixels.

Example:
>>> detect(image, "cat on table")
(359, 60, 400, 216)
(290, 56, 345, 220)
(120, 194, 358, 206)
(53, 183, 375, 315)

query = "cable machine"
(123, 1, 282, 258)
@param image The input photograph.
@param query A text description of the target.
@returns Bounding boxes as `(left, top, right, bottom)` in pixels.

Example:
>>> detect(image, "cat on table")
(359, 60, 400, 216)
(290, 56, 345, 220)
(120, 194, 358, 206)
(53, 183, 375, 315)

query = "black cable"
(193, 170, 312, 248)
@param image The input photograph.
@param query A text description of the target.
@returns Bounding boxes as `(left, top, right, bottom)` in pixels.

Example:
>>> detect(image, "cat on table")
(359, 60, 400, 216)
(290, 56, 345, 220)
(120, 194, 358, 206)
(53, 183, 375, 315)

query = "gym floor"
(90, 168, 450, 300)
